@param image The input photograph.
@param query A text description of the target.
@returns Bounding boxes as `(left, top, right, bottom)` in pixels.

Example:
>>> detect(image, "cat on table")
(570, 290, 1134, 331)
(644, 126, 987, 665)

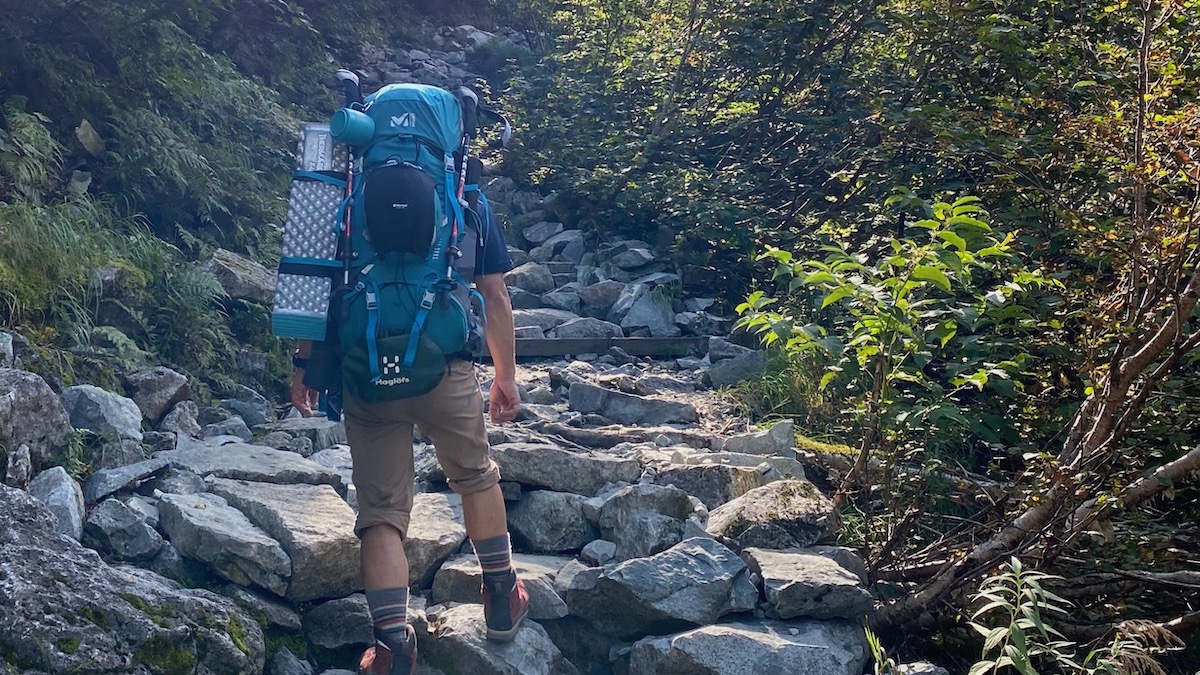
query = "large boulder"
(627, 619, 869, 675)
(203, 248, 275, 304)
(655, 463, 770, 510)
(0, 368, 73, 470)
(155, 442, 345, 492)
(705, 480, 837, 552)
(596, 483, 692, 561)
(741, 548, 873, 620)
(29, 466, 85, 541)
(0, 484, 265, 674)
(508, 490, 597, 553)
(505, 262, 556, 294)
(421, 603, 581, 675)
(491, 442, 642, 496)
(60, 384, 144, 441)
(568, 382, 697, 426)
(159, 492, 291, 596)
(206, 477, 362, 602)
(123, 366, 190, 424)
(556, 538, 756, 638)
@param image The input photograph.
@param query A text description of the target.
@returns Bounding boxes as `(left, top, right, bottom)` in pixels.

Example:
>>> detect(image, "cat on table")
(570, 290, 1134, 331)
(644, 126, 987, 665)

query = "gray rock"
(611, 248, 655, 269)
(0, 484, 264, 674)
(707, 350, 768, 389)
(515, 325, 546, 338)
(142, 466, 208, 495)
(83, 457, 170, 503)
(432, 553, 571, 620)
(634, 374, 696, 395)
(597, 483, 691, 561)
(569, 382, 697, 426)
(203, 248, 275, 304)
(3, 443, 31, 489)
(123, 366, 190, 424)
(621, 291, 681, 337)
(655, 463, 770, 510)
(742, 548, 873, 619)
(420, 603, 580, 675)
(270, 647, 314, 675)
(506, 262, 556, 294)
(303, 594, 372, 649)
(551, 317, 624, 339)
(206, 477, 361, 602)
(807, 545, 869, 584)
(220, 584, 303, 631)
(556, 538, 755, 638)
(542, 291, 581, 314)
(491, 442, 642, 496)
(512, 308, 580, 333)
(159, 491, 291, 595)
(60, 384, 144, 441)
(628, 619, 869, 675)
(88, 437, 148, 470)
(156, 442, 344, 492)
(508, 287, 544, 309)
(142, 430, 177, 452)
(259, 416, 347, 452)
(722, 419, 794, 456)
(508, 490, 597, 553)
(124, 494, 160, 529)
(407, 492, 468, 589)
(83, 497, 165, 561)
(522, 221, 564, 245)
(220, 385, 275, 428)
(577, 280, 628, 316)
(579, 539, 617, 566)
(677, 450, 807, 480)
(676, 311, 729, 336)
(204, 415, 254, 441)
(708, 337, 756, 362)
(29, 466, 85, 540)
(0, 368, 73, 470)
(161, 399, 203, 437)
(607, 284, 646, 324)
(307, 445, 354, 493)
(705, 480, 837, 552)
(0, 331, 13, 367)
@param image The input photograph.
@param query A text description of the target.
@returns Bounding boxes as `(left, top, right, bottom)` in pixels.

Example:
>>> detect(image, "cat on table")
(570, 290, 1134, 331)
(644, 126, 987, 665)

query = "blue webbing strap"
(293, 170, 347, 187)
(464, 183, 479, 193)
(404, 284, 436, 370)
(365, 279, 382, 382)
(444, 153, 467, 244)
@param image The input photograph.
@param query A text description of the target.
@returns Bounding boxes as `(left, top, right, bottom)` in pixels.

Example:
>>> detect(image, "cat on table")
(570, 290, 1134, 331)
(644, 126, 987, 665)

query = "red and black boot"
(358, 625, 417, 675)
(482, 576, 530, 642)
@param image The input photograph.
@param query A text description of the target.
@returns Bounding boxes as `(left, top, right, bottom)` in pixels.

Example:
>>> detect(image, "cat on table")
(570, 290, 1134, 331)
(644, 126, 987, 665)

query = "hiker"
(289, 197, 528, 673)
(288, 77, 528, 675)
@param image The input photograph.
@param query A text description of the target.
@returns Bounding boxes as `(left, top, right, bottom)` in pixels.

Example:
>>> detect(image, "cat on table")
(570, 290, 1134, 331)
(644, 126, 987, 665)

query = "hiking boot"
(481, 576, 530, 642)
(358, 625, 417, 675)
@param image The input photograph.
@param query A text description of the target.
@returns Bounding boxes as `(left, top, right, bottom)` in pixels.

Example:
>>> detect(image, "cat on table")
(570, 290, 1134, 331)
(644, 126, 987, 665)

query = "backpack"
(333, 83, 485, 402)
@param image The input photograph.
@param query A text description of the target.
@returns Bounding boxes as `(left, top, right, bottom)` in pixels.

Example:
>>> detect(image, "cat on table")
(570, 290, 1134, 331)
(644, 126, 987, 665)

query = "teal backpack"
(331, 83, 484, 402)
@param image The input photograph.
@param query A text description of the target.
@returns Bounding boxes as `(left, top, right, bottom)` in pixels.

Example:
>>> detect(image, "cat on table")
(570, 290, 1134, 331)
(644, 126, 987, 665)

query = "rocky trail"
(0, 22, 951, 675)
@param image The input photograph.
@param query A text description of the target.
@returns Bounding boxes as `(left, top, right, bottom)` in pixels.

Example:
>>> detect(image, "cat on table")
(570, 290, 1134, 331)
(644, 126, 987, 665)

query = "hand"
(488, 376, 521, 424)
(290, 371, 319, 417)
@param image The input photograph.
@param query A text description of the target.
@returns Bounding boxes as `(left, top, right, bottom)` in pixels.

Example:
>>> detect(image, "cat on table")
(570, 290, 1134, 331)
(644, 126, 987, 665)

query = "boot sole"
(485, 605, 530, 642)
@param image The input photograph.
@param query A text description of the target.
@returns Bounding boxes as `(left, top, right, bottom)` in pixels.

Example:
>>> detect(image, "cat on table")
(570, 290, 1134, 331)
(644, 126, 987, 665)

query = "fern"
(0, 96, 63, 199)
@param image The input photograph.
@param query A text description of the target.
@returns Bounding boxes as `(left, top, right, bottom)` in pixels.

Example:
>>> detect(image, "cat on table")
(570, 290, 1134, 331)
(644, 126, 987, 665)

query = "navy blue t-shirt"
(474, 199, 514, 277)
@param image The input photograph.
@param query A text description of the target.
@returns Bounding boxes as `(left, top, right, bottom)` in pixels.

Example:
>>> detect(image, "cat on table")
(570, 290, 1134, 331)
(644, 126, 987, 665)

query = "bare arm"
(290, 340, 318, 416)
(475, 272, 519, 422)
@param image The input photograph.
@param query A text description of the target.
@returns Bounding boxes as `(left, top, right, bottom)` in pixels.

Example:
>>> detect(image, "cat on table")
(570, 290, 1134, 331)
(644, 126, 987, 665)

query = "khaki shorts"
(343, 359, 500, 538)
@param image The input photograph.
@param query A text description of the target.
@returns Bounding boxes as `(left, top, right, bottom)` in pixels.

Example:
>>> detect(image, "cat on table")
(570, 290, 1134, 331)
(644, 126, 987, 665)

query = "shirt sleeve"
(474, 197, 515, 277)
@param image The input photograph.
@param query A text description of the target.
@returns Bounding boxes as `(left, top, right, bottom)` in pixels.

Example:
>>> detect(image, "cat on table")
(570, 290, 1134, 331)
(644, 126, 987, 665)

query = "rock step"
(552, 272, 577, 286)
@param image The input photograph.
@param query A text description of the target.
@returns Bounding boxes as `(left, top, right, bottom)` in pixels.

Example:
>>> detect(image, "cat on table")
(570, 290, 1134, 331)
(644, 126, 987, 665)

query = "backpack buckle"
(419, 289, 436, 310)
(366, 290, 378, 311)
